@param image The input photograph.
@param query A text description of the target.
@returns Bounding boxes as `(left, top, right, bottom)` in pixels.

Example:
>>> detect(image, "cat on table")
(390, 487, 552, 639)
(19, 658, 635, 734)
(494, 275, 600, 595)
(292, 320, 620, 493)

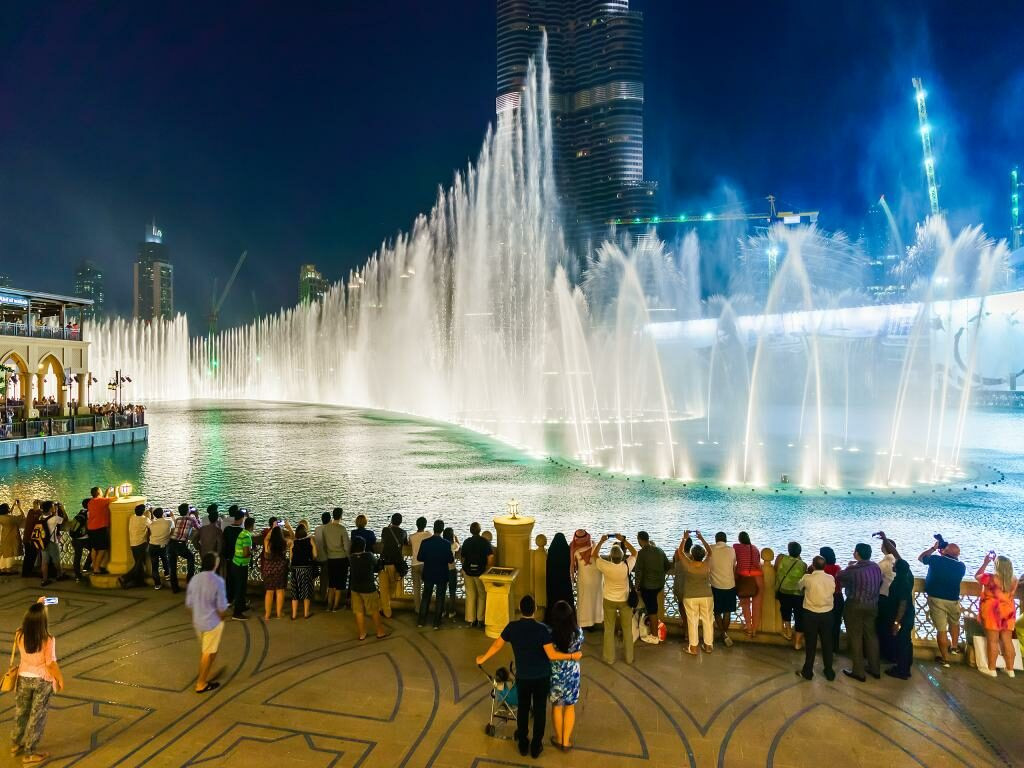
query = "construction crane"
(207, 250, 248, 336)
(912, 77, 940, 216)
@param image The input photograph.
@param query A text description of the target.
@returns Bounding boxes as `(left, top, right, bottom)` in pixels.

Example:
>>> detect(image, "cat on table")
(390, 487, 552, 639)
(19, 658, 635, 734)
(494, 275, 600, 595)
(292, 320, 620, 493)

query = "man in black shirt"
(378, 513, 407, 619)
(476, 595, 581, 759)
(221, 507, 245, 608)
(460, 522, 494, 628)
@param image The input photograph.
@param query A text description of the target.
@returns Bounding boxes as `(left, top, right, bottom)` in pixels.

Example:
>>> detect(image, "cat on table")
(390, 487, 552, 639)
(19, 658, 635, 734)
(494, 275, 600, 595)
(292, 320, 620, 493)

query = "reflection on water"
(2, 401, 1022, 577)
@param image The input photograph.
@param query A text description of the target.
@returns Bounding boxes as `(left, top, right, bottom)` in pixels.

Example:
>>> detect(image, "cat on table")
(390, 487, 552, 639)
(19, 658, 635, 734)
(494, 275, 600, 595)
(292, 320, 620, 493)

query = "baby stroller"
(479, 663, 518, 738)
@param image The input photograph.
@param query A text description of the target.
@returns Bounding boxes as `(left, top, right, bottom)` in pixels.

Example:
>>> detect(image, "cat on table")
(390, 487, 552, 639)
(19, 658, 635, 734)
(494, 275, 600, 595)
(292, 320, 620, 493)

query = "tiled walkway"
(1, 578, 1021, 767)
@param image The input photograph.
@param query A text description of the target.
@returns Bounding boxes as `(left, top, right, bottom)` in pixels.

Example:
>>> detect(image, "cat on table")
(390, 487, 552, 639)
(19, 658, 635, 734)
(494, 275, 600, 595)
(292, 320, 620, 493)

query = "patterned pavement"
(1, 577, 1021, 768)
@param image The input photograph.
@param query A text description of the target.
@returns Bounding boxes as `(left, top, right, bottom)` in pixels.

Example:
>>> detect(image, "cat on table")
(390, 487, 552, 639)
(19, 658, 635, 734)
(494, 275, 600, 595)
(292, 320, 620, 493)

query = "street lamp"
(506, 498, 520, 520)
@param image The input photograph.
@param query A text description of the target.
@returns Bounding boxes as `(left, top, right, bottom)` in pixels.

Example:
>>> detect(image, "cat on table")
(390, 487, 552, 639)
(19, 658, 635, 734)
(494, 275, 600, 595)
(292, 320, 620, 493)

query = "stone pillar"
(759, 547, 781, 634)
(90, 494, 147, 589)
(532, 534, 548, 616)
(75, 374, 86, 415)
(23, 373, 35, 417)
(57, 372, 68, 414)
(36, 373, 45, 406)
(493, 512, 535, 614)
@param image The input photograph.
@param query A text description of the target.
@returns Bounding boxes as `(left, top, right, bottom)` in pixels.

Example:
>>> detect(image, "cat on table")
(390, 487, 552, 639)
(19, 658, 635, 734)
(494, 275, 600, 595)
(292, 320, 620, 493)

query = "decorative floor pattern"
(1, 577, 1021, 768)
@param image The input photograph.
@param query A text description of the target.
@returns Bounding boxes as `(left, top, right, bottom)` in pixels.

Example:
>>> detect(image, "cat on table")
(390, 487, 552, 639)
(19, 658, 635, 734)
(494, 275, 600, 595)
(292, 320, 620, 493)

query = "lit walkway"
(0, 578, 1020, 767)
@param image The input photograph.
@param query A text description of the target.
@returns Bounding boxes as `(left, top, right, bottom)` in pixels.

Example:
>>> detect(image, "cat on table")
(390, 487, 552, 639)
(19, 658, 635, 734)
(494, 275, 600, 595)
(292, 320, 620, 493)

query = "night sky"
(2, 1, 1021, 327)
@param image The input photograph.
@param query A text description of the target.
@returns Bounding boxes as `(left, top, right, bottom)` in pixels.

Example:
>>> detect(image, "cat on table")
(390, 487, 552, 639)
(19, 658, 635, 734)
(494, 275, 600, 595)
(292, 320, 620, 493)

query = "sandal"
(22, 753, 49, 765)
(11, 745, 23, 756)
(375, 631, 392, 639)
(195, 682, 220, 694)
(358, 634, 367, 641)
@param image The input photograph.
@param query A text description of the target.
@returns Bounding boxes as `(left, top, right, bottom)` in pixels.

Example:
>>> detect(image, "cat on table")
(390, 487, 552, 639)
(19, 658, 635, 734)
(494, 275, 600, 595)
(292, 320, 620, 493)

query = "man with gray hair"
(592, 533, 638, 664)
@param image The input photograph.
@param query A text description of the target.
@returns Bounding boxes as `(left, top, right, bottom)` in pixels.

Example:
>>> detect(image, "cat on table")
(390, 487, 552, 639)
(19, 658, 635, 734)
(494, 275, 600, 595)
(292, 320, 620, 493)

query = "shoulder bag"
(1, 632, 19, 693)
(775, 559, 801, 602)
(385, 527, 409, 578)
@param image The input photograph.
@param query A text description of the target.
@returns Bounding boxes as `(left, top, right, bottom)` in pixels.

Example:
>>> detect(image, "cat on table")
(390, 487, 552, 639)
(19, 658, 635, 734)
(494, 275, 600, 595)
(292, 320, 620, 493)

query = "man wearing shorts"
(709, 531, 738, 647)
(322, 507, 351, 612)
(87, 486, 114, 574)
(349, 537, 389, 640)
(634, 531, 670, 638)
(918, 539, 966, 666)
(186, 552, 231, 693)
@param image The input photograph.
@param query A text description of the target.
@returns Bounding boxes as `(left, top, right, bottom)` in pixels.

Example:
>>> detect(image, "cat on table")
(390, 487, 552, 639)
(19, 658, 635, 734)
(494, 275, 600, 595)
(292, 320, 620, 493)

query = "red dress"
(978, 573, 1017, 631)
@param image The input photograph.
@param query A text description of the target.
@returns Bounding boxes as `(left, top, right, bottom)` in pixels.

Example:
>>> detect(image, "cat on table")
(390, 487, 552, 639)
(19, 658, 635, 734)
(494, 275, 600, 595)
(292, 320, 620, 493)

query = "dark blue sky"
(2, 1, 1021, 326)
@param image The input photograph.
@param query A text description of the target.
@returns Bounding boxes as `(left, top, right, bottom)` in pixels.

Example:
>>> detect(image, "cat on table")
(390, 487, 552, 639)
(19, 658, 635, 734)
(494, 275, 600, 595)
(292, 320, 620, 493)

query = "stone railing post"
(532, 534, 547, 615)
(759, 547, 781, 634)
(493, 509, 534, 613)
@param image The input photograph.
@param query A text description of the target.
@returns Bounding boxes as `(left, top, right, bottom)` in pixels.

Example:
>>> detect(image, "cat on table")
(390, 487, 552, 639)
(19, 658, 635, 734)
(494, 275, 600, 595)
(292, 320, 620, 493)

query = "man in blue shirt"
(918, 539, 967, 666)
(476, 595, 582, 758)
(417, 519, 454, 629)
(185, 552, 231, 693)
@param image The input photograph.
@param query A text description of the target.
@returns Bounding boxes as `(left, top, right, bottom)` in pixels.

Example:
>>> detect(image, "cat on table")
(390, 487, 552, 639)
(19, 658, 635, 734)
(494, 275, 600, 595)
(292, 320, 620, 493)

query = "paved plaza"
(1, 577, 1021, 768)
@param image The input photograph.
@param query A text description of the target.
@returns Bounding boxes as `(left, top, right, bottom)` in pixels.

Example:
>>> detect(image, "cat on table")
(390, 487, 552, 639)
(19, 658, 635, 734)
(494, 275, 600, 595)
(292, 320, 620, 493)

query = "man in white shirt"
(592, 534, 638, 665)
(796, 555, 837, 681)
(408, 517, 431, 612)
(122, 504, 151, 588)
(708, 532, 738, 647)
(148, 508, 174, 590)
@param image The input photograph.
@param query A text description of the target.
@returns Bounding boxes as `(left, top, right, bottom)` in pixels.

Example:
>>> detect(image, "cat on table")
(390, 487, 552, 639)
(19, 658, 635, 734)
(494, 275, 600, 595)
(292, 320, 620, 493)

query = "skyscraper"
(73, 260, 105, 320)
(1012, 166, 1022, 252)
(299, 263, 328, 305)
(133, 220, 174, 321)
(496, 0, 655, 256)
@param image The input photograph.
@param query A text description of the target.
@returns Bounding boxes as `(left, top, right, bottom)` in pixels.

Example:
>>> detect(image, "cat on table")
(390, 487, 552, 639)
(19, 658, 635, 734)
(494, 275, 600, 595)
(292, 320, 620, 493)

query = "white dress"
(575, 552, 605, 627)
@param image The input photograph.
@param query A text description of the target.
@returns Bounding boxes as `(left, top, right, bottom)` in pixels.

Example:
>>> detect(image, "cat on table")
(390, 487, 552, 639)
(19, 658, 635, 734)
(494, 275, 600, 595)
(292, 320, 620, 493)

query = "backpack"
(30, 517, 50, 551)
(67, 511, 88, 539)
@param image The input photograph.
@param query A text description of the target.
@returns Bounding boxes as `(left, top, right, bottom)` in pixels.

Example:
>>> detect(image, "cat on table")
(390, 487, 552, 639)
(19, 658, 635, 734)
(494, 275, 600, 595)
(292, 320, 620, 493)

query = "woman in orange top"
(975, 553, 1018, 678)
(733, 531, 763, 638)
(11, 599, 65, 764)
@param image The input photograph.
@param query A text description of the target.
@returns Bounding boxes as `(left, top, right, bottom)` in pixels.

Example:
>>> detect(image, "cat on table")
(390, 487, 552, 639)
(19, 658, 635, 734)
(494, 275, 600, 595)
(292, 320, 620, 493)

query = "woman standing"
(571, 531, 603, 631)
(820, 547, 844, 651)
(975, 553, 1018, 678)
(885, 559, 915, 679)
(774, 542, 807, 648)
(10, 600, 64, 764)
(290, 523, 317, 620)
(262, 526, 289, 620)
(545, 533, 573, 622)
(734, 531, 763, 638)
(548, 600, 583, 751)
(0, 501, 25, 574)
(442, 527, 460, 619)
(673, 534, 693, 645)
(680, 531, 714, 655)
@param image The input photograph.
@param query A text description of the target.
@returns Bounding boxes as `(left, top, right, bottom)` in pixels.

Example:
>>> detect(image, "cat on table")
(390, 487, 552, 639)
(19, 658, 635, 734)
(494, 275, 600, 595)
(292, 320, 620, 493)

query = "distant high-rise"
(73, 260, 105, 320)
(496, 0, 655, 255)
(862, 200, 901, 301)
(133, 220, 174, 321)
(1012, 166, 1022, 251)
(299, 264, 328, 305)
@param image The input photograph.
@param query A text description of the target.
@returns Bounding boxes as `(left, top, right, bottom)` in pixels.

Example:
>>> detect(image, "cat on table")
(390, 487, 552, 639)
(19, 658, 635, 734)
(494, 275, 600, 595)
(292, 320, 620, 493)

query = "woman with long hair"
(548, 599, 583, 751)
(10, 600, 64, 764)
(262, 525, 288, 620)
(975, 553, 1019, 677)
(545, 533, 573, 622)
(885, 558, 915, 679)
(733, 531, 763, 638)
(290, 522, 317, 620)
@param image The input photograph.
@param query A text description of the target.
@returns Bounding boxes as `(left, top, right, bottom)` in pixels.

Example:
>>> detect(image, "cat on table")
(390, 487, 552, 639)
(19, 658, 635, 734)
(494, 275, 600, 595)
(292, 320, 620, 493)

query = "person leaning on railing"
(974, 551, 1018, 678)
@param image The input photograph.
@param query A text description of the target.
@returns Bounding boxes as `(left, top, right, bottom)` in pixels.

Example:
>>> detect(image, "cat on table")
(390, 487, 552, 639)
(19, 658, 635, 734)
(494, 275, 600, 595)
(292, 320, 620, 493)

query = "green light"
(704, 212, 713, 221)
(652, 216, 660, 223)
(614, 218, 622, 224)
(632, 217, 641, 224)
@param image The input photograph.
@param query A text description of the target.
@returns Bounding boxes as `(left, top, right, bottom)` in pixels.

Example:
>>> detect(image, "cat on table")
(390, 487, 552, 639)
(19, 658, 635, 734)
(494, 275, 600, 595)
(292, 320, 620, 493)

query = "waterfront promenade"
(1, 576, 1020, 768)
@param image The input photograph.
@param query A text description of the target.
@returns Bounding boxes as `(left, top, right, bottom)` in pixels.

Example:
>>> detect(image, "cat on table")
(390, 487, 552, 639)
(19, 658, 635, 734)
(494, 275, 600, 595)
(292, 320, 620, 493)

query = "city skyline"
(1, 1, 1021, 328)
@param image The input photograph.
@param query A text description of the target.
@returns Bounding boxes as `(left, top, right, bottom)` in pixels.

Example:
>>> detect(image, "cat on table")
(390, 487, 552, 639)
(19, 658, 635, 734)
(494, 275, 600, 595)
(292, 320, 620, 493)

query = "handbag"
(736, 574, 758, 598)
(1, 633, 19, 694)
(627, 565, 639, 609)
(385, 527, 409, 578)
(775, 560, 800, 602)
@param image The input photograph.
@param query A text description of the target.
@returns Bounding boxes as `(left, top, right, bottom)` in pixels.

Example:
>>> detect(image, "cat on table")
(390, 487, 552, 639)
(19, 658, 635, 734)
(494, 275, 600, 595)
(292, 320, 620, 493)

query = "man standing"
(796, 555, 837, 681)
(35, 501, 65, 587)
(68, 499, 92, 581)
(230, 516, 256, 620)
(592, 534, 638, 665)
(460, 522, 494, 628)
(313, 511, 332, 604)
(476, 595, 581, 759)
(186, 552, 231, 694)
(417, 519, 453, 629)
(918, 538, 966, 667)
(409, 516, 430, 612)
(378, 513, 408, 619)
(322, 508, 351, 612)
(196, 506, 223, 559)
(709, 531, 738, 647)
(86, 486, 114, 575)
(838, 542, 883, 682)
(221, 507, 245, 602)
(148, 508, 173, 590)
(170, 503, 201, 593)
(122, 504, 150, 588)
(633, 531, 670, 639)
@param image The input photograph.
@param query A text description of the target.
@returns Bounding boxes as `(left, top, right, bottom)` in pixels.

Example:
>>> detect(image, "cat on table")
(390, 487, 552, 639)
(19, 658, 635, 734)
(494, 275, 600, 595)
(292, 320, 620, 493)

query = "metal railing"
(0, 322, 81, 341)
(0, 412, 144, 440)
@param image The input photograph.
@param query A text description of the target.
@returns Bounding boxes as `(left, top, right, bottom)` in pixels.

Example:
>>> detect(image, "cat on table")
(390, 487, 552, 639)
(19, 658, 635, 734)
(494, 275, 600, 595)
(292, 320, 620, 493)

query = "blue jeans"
(169, 540, 194, 591)
(418, 580, 446, 627)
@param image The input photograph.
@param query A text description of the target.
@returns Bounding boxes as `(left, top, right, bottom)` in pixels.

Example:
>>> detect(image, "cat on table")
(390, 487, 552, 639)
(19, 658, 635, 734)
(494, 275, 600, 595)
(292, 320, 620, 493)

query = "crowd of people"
(3, 492, 1022, 764)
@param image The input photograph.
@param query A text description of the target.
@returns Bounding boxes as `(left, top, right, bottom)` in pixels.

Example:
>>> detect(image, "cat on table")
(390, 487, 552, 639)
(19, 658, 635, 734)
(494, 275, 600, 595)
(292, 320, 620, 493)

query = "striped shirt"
(733, 542, 762, 574)
(172, 513, 201, 542)
(838, 560, 883, 605)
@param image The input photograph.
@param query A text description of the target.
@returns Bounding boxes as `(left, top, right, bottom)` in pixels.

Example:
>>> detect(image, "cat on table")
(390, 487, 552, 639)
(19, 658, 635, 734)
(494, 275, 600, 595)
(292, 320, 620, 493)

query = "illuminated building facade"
(73, 260, 105, 320)
(133, 221, 174, 321)
(299, 263, 328, 305)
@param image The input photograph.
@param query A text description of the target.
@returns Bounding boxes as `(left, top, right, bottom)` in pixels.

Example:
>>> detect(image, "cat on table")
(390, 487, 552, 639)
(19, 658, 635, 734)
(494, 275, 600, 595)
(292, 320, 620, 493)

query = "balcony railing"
(0, 321, 81, 341)
(0, 412, 145, 440)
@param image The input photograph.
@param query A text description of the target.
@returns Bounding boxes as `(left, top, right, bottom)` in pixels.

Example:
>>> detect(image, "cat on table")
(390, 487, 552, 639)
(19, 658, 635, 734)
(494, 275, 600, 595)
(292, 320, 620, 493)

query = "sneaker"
(232, 614, 249, 621)
(980, 668, 997, 678)
(723, 633, 734, 647)
(934, 655, 951, 668)
(1005, 670, 1016, 679)
(154, 583, 162, 590)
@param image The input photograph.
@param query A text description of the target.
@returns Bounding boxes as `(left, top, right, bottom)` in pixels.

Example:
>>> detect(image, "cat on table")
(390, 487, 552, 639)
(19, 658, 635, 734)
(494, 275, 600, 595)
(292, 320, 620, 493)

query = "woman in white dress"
(571, 529, 603, 630)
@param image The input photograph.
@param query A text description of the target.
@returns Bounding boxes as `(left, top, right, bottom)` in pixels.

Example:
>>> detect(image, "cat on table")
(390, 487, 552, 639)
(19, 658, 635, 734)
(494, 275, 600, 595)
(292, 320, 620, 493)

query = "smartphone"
(43, 597, 58, 606)
(989, 550, 996, 557)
